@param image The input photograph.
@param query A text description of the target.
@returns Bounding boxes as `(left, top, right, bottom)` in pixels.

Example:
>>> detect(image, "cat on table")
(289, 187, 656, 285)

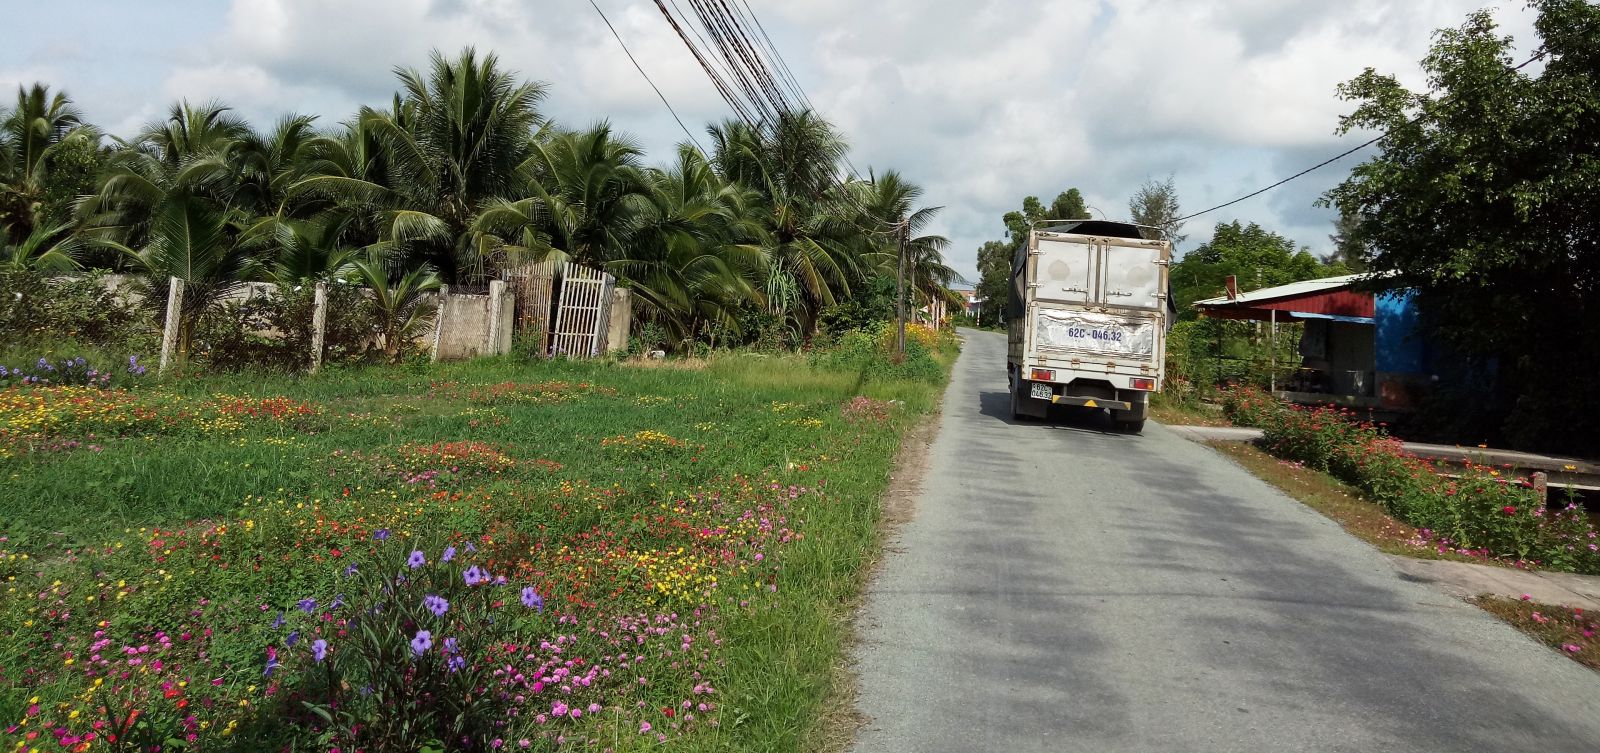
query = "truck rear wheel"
(1009, 375, 1029, 421)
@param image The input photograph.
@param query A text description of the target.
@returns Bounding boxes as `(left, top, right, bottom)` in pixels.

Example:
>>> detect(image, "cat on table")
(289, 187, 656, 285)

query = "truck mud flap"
(1051, 395, 1133, 411)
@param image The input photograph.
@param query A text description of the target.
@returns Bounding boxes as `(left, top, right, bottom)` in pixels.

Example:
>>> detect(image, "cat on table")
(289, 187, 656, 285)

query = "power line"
(589, 0, 706, 153)
(1177, 43, 1553, 223)
(650, 0, 893, 234)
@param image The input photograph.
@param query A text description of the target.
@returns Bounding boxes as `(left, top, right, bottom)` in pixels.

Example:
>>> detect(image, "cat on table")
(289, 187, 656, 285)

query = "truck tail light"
(1030, 368, 1055, 382)
(1130, 377, 1155, 391)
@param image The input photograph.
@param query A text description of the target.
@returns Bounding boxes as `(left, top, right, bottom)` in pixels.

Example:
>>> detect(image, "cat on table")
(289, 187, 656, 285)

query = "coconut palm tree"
(294, 48, 546, 283)
(861, 170, 953, 327)
(347, 255, 441, 361)
(474, 122, 650, 269)
(621, 143, 767, 340)
(1, 221, 84, 273)
(0, 84, 97, 243)
(708, 111, 876, 335)
(79, 101, 267, 355)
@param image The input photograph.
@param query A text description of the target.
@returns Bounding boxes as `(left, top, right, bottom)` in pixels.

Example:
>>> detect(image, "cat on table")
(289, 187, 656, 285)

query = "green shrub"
(808, 325, 945, 384)
(1221, 384, 1288, 428)
(193, 284, 377, 372)
(0, 270, 158, 354)
(1242, 388, 1600, 573)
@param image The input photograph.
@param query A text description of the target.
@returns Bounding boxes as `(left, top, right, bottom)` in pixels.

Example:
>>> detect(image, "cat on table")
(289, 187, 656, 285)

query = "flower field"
(0, 352, 947, 752)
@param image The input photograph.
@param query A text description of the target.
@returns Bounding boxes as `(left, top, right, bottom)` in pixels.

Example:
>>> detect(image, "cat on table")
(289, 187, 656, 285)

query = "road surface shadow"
(1097, 433, 1600, 751)
(976, 388, 1140, 437)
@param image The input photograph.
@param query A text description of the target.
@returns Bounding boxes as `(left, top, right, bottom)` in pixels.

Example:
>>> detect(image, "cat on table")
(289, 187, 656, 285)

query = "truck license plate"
(1030, 382, 1053, 400)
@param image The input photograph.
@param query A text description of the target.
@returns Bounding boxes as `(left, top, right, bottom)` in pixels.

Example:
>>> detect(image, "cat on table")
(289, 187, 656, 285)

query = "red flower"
(1503, 506, 1518, 515)
(663, 707, 675, 718)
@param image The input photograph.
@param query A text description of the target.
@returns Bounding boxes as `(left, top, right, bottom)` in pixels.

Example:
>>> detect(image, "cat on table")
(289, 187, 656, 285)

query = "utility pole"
(895, 220, 907, 358)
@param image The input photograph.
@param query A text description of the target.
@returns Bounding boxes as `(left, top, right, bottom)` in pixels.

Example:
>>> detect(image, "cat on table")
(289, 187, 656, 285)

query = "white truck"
(1006, 220, 1173, 432)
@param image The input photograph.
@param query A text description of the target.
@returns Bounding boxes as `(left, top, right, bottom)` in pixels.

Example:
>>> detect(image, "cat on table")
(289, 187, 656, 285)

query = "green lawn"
(0, 350, 949, 752)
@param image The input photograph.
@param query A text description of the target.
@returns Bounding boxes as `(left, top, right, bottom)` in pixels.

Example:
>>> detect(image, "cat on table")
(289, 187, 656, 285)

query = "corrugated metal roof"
(1192, 273, 1384, 307)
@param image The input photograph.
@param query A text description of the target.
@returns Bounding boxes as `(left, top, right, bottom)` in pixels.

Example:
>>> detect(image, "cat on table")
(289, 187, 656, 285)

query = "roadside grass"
(1207, 440, 1487, 564)
(0, 349, 951, 751)
(1149, 398, 1230, 427)
(1473, 596, 1600, 672)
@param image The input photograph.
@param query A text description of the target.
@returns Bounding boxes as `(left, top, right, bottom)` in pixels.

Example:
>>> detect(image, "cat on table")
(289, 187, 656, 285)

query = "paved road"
(850, 329, 1600, 753)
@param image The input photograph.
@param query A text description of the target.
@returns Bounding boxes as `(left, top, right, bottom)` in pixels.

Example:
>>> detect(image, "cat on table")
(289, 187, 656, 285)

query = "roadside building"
(1193, 274, 1442, 412)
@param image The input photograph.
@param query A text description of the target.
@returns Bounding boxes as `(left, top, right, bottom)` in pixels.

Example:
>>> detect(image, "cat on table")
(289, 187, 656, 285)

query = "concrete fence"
(151, 267, 632, 373)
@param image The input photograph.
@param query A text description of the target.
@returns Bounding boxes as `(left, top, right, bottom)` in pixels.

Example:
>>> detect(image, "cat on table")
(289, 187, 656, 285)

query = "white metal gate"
(550, 262, 615, 356)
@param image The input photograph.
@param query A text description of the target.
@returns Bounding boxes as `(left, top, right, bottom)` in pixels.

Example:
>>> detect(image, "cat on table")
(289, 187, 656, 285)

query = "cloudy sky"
(4, 1, 1540, 280)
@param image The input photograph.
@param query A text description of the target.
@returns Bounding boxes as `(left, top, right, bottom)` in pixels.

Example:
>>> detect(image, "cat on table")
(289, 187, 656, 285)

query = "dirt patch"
(803, 409, 940, 753)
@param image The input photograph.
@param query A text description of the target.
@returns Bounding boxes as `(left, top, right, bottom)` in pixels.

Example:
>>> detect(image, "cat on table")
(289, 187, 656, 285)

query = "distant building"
(1194, 274, 1444, 412)
(949, 288, 981, 316)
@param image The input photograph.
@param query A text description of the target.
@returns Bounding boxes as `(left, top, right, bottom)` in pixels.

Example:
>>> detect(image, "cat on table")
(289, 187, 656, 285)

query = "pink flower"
(639, 721, 652, 734)
(1520, 594, 1533, 601)
(1564, 644, 1582, 653)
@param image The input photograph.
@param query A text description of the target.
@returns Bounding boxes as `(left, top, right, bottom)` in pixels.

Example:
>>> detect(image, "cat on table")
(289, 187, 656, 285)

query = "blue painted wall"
(1375, 290, 1426, 375)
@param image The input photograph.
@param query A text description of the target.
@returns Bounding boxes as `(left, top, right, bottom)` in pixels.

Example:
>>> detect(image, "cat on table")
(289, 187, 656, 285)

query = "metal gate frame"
(550, 262, 615, 357)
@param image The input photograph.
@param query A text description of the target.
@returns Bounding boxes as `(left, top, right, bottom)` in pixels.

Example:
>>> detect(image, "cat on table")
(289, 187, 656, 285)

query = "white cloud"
(2, 0, 1547, 276)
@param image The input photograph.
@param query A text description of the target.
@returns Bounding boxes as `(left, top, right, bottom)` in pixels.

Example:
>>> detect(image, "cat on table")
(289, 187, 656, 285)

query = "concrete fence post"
(487, 279, 507, 356)
(430, 285, 449, 362)
(1532, 471, 1549, 504)
(158, 276, 184, 374)
(309, 281, 328, 374)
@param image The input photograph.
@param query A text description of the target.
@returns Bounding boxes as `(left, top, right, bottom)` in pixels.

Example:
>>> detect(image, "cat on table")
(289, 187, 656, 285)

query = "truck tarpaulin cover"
(1034, 309, 1157, 357)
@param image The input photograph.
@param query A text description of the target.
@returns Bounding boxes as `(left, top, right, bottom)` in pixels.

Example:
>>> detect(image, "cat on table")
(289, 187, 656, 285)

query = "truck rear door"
(1031, 236, 1095, 306)
(1096, 238, 1164, 312)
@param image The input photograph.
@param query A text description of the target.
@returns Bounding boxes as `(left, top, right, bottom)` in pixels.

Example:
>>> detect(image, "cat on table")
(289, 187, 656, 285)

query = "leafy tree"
(1048, 189, 1089, 221)
(973, 239, 1012, 324)
(1170, 221, 1334, 320)
(1323, 0, 1600, 451)
(80, 101, 268, 355)
(617, 143, 765, 342)
(1323, 208, 1366, 272)
(1128, 175, 1187, 248)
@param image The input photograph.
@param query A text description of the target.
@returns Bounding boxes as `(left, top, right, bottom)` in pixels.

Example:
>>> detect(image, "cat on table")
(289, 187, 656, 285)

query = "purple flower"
(441, 546, 456, 562)
(271, 611, 285, 629)
(465, 542, 477, 553)
(463, 566, 486, 586)
(408, 550, 426, 569)
(373, 529, 390, 541)
(297, 598, 317, 614)
(312, 639, 328, 663)
(344, 563, 358, 577)
(411, 630, 433, 656)
(264, 647, 280, 677)
(331, 594, 345, 609)
(286, 631, 300, 647)
(447, 655, 466, 672)
(443, 637, 459, 655)
(424, 594, 449, 617)
(520, 587, 543, 612)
